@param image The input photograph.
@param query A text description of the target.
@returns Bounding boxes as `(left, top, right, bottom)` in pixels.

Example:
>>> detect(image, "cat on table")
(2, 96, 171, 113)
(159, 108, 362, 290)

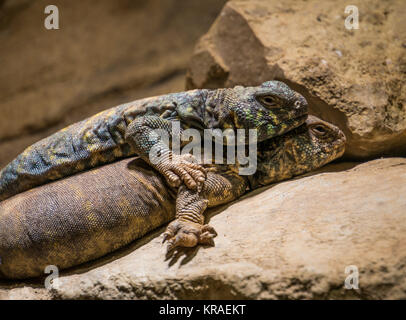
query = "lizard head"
(251, 115, 346, 187)
(221, 80, 308, 142)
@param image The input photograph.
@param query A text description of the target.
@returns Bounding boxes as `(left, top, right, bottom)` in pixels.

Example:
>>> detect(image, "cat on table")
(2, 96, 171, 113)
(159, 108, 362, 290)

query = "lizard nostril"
(294, 100, 302, 109)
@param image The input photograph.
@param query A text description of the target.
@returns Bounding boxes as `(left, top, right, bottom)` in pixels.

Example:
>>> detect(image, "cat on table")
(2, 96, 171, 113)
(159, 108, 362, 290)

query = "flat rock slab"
(3, 158, 404, 299)
(186, 0, 406, 159)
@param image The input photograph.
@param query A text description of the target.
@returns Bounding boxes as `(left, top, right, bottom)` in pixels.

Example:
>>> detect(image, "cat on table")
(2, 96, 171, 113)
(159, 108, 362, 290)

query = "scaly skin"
(0, 81, 307, 201)
(0, 116, 345, 279)
(162, 116, 346, 251)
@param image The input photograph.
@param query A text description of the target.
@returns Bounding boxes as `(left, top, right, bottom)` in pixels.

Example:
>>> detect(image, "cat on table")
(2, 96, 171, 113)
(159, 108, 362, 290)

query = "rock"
(186, 0, 406, 160)
(2, 158, 405, 299)
(0, 287, 50, 300)
(0, 0, 227, 168)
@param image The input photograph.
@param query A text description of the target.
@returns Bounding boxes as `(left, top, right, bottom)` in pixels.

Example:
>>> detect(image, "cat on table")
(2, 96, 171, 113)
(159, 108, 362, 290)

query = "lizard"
(0, 81, 308, 201)
(0, 116, 345, 279)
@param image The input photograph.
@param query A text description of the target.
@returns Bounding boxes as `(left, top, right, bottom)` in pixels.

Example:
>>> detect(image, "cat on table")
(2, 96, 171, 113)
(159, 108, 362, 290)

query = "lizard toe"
(164, 219, 217, 253)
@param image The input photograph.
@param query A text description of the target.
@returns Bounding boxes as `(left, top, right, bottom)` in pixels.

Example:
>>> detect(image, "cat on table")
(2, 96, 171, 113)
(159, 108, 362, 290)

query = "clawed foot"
(162, 219, 217, 252)
(158, 154, 206, 191)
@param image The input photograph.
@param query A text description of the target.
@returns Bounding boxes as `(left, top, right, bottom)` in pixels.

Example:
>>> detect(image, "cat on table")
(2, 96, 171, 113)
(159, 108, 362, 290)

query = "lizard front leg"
(163, 169, 248, 251)
(125, 116, 206, 191)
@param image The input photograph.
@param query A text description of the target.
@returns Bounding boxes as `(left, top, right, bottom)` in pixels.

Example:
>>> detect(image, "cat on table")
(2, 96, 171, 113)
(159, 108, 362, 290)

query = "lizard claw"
(158, 154, 207, 191)
(163, 219, 217, 253)
(162, 232, 171, 244)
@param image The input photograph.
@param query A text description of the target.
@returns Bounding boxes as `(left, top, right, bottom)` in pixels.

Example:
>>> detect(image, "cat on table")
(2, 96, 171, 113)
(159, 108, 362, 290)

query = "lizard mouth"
(335, 130, 347, 156)
(294, 105, 308, 118)
(290, 113, 308, 129)
(296, 113, 308, 122)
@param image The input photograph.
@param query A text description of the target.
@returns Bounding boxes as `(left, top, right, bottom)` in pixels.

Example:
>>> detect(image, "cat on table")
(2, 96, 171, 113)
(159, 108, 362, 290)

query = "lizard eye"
(257, 95, 278, 108)
(311, 124, 328, 136)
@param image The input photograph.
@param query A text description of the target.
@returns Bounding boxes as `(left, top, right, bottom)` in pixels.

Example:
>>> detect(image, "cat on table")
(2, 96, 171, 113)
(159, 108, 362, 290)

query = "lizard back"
(0, 90, 205, 201)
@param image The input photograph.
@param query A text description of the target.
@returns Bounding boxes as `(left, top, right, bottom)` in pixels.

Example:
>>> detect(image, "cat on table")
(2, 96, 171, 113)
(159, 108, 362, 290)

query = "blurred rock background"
(0, 0, 226, 168)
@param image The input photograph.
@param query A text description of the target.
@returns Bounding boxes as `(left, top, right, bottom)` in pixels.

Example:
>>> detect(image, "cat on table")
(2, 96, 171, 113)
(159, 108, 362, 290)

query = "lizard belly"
(0, 157, 175, 279)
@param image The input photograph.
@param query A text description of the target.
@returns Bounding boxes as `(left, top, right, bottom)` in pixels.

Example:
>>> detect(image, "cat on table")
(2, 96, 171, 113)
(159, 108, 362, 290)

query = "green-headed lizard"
(0, 81, 307, 201)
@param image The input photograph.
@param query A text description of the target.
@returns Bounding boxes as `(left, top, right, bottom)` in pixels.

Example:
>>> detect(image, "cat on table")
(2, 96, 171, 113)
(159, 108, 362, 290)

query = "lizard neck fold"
(203, 89, 231, 129)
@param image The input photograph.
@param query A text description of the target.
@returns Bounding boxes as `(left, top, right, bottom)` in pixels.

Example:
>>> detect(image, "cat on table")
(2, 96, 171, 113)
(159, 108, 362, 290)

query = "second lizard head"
(250, 115, 346, 188)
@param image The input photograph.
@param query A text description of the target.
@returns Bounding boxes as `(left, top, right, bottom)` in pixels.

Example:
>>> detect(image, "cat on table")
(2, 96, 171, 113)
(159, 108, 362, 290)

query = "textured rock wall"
(186, 0, 406, 160)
